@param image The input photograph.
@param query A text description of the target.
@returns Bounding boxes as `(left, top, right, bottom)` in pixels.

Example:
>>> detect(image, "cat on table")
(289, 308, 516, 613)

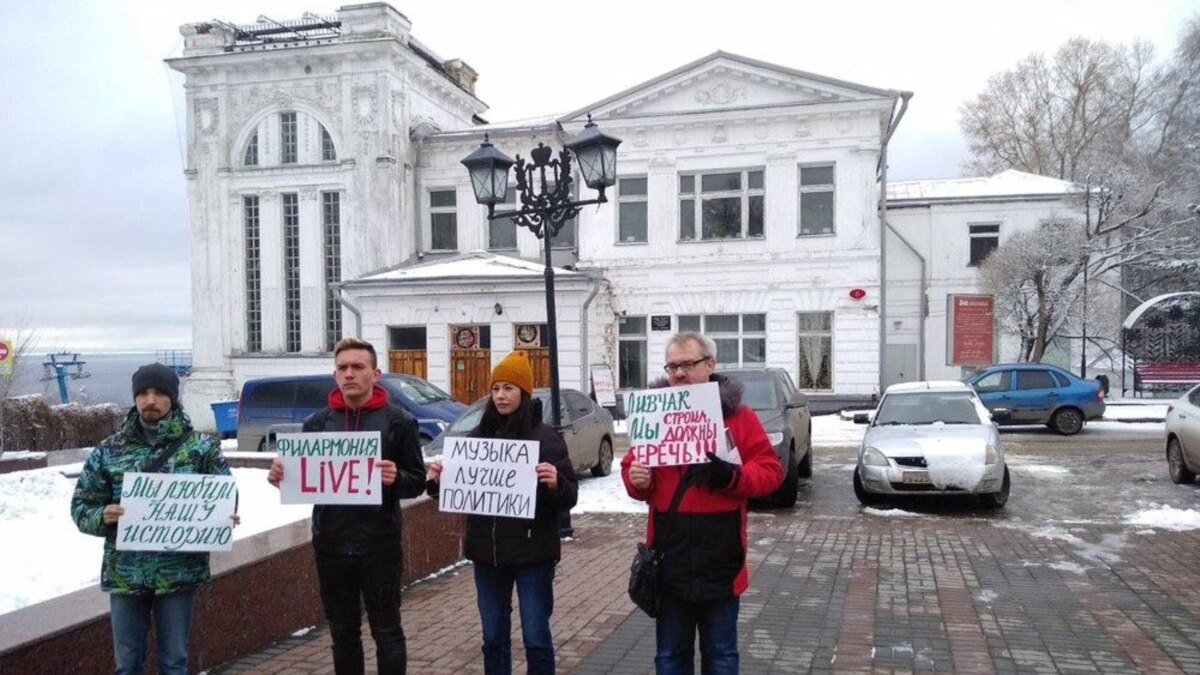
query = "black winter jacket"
(431, 399, 579, 568)
(303, 386, 427, 555)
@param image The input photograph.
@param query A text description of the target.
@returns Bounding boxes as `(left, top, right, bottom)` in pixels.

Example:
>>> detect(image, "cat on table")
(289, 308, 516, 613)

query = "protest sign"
(589, 363, 617, 407)
(438, 436, 539, 519)
(276, 431, 382, 505)
(626, 381, 735, 467)
(116, 473, 237, 552)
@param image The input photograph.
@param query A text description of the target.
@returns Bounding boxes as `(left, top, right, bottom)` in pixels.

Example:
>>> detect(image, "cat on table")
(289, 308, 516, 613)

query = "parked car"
(1166, 383, 1200, 484)
(854, 381, 1010, 508)
(966, 363, 1105, 435)
(718, 367, 812, 508)
(424, 388, 616, 478)
(236, 373, 467, 452)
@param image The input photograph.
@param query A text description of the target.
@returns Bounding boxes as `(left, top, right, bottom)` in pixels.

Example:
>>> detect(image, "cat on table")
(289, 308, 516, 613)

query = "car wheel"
(797, 442, 813, 479)
(591, 437, 613, 478)
(1167, 437, 1196, 484)
(1050, 407, 1084, 435)
(772, 448, 799, 508)
(853, 470, 879, 506)
(979, 467, 1011, 509)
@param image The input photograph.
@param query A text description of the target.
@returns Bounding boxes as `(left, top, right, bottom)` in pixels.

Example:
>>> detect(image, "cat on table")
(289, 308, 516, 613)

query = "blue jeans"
(109, 590, 194, 675)
(315, 546, 407, 675)
(473, 561, 557, 675)
(655, 594, 740, 675)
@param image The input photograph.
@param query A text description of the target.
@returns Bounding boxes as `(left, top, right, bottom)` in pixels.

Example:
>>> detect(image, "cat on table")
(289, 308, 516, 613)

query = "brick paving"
(212, 510, 1200, 674)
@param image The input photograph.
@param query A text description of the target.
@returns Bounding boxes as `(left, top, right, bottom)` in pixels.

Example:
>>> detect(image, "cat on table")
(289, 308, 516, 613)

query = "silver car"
(1166, 384, 1200, 484)
(424, 387, 616, 478)
(854, 381, 1011, 508)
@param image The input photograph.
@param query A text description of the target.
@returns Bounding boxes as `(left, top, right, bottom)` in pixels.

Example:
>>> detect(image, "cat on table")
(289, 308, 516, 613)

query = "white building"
(168, 4, 1085, 430)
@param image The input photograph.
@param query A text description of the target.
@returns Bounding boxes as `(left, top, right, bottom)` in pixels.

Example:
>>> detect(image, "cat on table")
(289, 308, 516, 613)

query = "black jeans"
(315, 545, 407, 675)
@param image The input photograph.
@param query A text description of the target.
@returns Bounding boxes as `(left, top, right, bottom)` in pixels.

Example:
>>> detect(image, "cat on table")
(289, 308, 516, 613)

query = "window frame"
(796, 311, 833, 391)
(428, 189, 458, 252)
(487, 186, 519, 251)
(616, 176, 648, 244)
(280, 112, 298, 165)
(968, 223, 1000, 267)
(617, 316, 648, 390)
(798, 163, 836, 236)
(282, 192, 302, 353)
(677, 313, 767, 368)
(322, 191, 342, 351)
(243, 195, 262, 352)
(677, 168, 765, 242)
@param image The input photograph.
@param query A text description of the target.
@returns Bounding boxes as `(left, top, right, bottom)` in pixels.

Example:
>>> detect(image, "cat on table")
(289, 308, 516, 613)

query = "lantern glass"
(566, 120, 621, 190)
(461, 140, 513, 205)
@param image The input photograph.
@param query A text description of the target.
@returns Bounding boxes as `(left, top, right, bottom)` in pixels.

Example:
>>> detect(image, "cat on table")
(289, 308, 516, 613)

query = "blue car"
(236, 373, 466, 452)
(966, 363, 1105, 435)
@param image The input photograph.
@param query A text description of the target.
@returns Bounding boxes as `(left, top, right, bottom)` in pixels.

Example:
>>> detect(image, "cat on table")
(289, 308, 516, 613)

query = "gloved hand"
(704, 452, 737, 491)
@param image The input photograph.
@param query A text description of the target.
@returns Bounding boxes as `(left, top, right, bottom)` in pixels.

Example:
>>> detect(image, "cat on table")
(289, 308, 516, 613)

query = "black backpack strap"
(649, 470, 692, 554)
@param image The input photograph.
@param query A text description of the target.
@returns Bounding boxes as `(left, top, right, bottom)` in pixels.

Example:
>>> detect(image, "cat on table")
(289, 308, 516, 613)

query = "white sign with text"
(626, 382, 736, 467)
(276, 431, 383, 505)
(116, 473, 237, 552)
(439, 437, 539, 519)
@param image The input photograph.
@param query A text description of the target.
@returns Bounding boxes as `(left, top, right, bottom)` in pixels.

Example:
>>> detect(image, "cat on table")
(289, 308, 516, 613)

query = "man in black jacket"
(268, 337, 426, 675)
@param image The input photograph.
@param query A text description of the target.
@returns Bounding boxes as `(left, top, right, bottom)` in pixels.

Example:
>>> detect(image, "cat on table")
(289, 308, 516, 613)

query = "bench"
(1133, 361, 1200, 394)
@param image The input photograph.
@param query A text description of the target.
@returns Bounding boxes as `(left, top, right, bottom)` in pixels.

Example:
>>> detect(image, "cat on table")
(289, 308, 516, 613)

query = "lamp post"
(461, 115, 621, 428)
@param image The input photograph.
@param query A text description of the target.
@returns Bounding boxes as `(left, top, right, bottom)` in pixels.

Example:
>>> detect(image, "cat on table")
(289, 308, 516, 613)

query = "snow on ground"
(1125, 505, 1200, 531)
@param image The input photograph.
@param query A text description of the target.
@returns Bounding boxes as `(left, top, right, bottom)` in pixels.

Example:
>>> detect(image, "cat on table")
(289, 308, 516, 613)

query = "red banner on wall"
(947, 295, 995, 366)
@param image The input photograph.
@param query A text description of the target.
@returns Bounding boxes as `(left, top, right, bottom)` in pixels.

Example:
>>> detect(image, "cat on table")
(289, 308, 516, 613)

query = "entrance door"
(451, 348, 491, 404)
(520, 347, 552, 389)
(388, 349, 427, 378)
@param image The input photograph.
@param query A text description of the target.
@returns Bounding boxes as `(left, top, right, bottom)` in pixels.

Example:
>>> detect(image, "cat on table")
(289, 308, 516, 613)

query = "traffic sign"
(0, 339, 12, 376)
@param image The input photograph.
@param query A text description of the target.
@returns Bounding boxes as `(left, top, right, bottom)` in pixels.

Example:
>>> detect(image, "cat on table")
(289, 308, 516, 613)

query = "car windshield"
(444, 392, 552, 435)
(385, 375, 452, 404)
(725, 374, 779, 410)
(874, 391, 983, 426)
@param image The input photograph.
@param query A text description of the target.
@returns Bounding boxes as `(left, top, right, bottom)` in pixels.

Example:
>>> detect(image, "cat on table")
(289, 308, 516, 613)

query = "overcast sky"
(0, 0, 1195, 353)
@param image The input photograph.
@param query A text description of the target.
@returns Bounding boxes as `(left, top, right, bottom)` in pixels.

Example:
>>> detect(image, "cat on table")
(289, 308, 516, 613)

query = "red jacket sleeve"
(722, 404, 783, 499)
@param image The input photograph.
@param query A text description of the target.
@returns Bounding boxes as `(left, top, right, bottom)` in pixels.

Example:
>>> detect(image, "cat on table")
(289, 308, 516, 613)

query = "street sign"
(0, 339, 12, 376)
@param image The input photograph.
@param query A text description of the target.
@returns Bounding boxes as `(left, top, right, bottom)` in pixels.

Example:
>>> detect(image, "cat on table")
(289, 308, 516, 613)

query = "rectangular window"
(280, 112, 297, 165)
(550, 181, 578, 249)
(799, 165, 835, 235)
(968, 224, 1000, 266)
(618, 316, 648, 389)
(243, 195, 261, 352)
(617, 176, 648, 243)
(322, 192, 342, 351)
(797, 312, 833, 390)
(321, 127, 336, 162)
(429, 189, 457, 251)
(282, 193, 301, 352)
(489, 187, 518, 250)
(676, 313, 767, 367)
(678, 169, 764, 241)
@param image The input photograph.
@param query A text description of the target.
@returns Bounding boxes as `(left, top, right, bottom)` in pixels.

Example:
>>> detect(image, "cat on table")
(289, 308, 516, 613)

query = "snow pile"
(862, 507, 921, 517)
(1125, 505, 1200, 531)
(919, 435, 986, 489)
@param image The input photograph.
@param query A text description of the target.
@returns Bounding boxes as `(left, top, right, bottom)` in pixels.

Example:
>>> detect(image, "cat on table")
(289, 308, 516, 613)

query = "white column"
(259, 191, 285, 352)
(299, 188, 326, 352)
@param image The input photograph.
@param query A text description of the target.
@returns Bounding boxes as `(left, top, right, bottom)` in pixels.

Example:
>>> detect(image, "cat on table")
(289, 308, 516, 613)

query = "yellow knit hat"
(491, 350, 534, 395)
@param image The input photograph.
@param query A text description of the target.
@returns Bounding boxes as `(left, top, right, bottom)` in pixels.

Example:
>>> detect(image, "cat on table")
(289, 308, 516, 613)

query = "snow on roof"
(885, 380, 972, 394)
(353, 251, 581, 283)
(888, 170, 1080, 203)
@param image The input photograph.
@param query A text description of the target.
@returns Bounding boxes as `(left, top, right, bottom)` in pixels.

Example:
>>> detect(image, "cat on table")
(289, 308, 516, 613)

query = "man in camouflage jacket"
(71, 363, 235, 675)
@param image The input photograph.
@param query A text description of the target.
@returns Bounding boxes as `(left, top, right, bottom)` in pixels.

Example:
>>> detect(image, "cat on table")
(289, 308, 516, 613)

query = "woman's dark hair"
(474, 390, 538, 439)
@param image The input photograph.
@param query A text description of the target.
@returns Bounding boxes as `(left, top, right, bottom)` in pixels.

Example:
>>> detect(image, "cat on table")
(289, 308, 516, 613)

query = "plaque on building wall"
(946, 295, 995, 366)
(453, 326, 479, 349)
(651, 316, 672, 331)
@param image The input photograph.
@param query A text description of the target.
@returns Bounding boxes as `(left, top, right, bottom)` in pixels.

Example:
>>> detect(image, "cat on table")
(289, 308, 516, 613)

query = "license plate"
(902, 471, 932, 485)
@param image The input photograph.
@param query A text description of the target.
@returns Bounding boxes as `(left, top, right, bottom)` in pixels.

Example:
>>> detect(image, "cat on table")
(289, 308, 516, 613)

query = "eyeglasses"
(663, 357, 711, 374)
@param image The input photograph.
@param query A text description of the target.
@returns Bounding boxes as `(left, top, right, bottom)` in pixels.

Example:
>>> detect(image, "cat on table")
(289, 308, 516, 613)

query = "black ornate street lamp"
(462, 115, 621, 428)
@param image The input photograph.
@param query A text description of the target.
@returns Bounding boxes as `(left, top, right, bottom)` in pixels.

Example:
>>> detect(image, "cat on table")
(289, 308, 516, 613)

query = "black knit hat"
(132, 363, 180, 405)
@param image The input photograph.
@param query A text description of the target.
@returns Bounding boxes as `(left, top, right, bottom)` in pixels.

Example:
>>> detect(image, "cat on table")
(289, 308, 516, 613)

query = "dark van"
(236, 373, 466, 452)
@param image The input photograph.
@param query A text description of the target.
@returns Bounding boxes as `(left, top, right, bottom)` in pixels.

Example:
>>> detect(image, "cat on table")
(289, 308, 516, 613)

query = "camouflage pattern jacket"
(71, 406, 232, 596)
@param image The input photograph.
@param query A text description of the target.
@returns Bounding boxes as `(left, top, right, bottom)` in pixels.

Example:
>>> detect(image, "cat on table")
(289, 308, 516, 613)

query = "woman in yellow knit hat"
(426, 350, 578, 674)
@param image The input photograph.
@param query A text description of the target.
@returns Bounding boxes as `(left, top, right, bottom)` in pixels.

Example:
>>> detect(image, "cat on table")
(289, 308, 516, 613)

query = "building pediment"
(562, 51, 897, 121)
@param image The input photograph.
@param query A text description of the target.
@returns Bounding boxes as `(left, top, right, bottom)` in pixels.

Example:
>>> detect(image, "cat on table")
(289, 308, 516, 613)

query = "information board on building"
(438, 437, 539, 519)
(947, 294, 995, 366)
(116, 473, 238, 552)
(276, 431, 383, 505)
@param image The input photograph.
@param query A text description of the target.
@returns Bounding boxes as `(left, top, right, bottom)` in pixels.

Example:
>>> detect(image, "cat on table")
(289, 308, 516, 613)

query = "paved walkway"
(210, 508, 1200, 674)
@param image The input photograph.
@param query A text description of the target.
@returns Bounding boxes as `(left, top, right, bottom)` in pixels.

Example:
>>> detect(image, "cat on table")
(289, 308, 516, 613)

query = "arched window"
(238, 110, 337, 168)
(321, 126, 337, 161)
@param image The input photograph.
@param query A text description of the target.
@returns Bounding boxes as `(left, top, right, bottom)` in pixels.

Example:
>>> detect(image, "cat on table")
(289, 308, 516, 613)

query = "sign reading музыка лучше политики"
(275, 431, 383, 505)
(438, 437, 539, 519)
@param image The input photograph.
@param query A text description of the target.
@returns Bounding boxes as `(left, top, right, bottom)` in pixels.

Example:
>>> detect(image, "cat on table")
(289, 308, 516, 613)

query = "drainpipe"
(578, 270, 603, 389)
(330, 282, 362, 338)
(878, 91, 912, 392)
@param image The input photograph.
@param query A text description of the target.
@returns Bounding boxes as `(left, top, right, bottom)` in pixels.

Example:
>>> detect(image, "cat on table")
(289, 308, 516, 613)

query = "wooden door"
(388, 349, 427, 379)
(520, 347, 551, 389)
(450, 348, 491, 404)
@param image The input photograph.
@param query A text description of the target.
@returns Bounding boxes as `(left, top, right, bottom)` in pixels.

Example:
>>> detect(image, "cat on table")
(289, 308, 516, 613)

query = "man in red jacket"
(621, 332, 782, 675)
